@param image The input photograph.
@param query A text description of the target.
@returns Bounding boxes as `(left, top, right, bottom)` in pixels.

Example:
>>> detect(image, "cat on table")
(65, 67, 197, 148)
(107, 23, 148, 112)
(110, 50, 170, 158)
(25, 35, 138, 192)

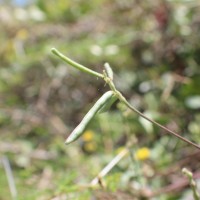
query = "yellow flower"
(83, 142, 97, 153)
(135, 147, 150, 161)
(82, 130, 95, 142)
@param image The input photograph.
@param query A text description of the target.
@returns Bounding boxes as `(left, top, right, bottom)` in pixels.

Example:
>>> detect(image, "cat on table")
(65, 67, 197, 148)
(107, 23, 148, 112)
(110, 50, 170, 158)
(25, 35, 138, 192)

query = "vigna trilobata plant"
(51, 48, 200, 150)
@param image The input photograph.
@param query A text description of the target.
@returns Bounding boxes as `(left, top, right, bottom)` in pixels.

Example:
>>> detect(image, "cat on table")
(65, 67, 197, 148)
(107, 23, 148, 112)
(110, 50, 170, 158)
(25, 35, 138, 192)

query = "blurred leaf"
(185, 96, 200, 109)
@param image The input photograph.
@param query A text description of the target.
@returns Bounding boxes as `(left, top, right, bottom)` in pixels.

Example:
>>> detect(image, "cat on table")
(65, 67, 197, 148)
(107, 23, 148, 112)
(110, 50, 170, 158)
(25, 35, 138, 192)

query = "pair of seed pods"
(65, 91, 117, 144)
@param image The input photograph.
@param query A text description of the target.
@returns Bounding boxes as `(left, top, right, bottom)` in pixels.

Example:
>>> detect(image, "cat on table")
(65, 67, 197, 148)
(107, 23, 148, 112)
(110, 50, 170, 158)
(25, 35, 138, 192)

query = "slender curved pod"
(65, 91, 116, 144)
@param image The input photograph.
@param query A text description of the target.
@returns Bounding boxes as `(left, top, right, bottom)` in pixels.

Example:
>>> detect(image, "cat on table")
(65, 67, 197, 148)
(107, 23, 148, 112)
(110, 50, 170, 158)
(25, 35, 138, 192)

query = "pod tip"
(65, 138, 72, 145)
(51, 47, 57, 53)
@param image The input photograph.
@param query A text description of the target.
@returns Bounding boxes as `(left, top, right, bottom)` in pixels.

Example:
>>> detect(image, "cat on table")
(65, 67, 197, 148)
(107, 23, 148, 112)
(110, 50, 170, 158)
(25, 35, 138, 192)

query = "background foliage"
(0, 0, 200, 199)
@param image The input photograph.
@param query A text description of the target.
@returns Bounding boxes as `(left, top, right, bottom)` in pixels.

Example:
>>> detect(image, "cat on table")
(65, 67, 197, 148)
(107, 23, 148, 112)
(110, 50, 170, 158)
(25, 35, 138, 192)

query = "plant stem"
(182, 168, 200, 200)
(90, 148, 129, 186)
(104, 71, 200, 150)
(119, 92, 200, 150)
(51, 48, 104, 79)
(1, 156, 17, 200)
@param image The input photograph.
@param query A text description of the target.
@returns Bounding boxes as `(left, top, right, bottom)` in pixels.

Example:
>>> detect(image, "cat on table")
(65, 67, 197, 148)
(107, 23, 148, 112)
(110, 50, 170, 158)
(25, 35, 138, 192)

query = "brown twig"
(141, 172, 200, 198)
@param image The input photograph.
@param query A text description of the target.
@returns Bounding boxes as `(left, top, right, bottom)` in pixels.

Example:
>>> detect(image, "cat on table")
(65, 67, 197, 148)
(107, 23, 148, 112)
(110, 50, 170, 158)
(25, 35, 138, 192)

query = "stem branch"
(122, 96, 200, 150)
(51, 48, 104, 78)
(103, 68, 200, 150)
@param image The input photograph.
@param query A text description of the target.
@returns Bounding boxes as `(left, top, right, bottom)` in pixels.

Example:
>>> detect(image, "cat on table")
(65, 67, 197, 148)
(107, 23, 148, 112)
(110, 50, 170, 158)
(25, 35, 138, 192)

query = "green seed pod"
(104, 63, 113, 80)
(98, 94, 117, 113)
(65, 91, 114, 145)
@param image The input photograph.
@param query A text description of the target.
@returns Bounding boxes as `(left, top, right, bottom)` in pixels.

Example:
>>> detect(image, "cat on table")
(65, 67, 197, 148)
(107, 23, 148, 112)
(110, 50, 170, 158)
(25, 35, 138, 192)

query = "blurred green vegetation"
(0, 0, 200, 199)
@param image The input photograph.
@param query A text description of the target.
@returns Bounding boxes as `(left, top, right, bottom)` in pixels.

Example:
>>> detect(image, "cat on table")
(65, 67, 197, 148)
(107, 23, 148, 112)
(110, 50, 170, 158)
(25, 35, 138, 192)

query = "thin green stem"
(51, 48, 104, 79)
(104, 69, 200, 150)
(103, 71, 117, 92)
(121, 95, 200, 150)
